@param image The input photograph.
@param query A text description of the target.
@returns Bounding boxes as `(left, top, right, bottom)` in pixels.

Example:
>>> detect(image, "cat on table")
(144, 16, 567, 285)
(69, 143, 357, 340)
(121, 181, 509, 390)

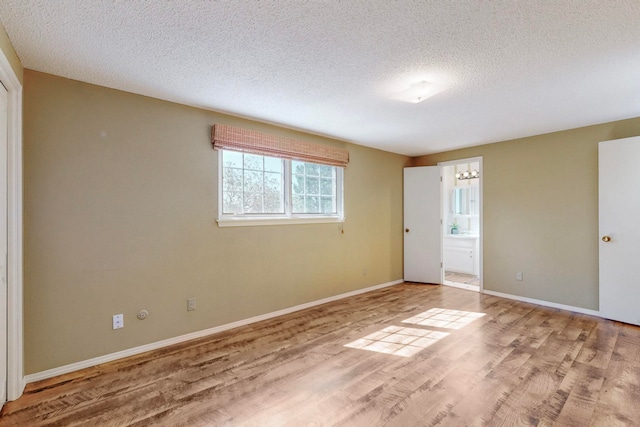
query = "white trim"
(443, 280, 479, 292)
(25, 279, 403, 383)
(0, 51, 23, 400)
(482, 289, 600, 317)
(217, 216, 344, 227)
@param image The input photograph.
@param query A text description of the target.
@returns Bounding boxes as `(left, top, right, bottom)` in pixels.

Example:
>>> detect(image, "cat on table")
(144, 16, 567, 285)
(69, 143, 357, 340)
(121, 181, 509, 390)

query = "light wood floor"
(1, 283, 639, 426)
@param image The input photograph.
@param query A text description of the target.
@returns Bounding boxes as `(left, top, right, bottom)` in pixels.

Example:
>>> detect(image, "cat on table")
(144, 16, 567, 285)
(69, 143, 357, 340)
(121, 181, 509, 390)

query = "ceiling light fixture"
(393, 80, 448, 103)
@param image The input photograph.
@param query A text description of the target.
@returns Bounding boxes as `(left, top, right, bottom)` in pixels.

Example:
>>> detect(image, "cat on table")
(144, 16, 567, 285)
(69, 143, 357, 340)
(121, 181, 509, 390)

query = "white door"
(599, 136, 640, 326)
(404, 166, 441, 283)
(0, 82, 7, 405)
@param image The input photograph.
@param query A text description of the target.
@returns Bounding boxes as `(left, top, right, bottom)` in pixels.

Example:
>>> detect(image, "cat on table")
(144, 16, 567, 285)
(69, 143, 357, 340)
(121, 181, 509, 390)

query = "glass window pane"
(264, 194, 284, 213)
(244, 154, 263, 171)
(264, 172, 282, 193)
(306, 177, 319, 195)
(292, 195, 305, 213)
(223, 191, 243, 214)
(321, 197, 335, 214)
(223, 168, 243, 192)
(305, 162, 319, 176)
(264, 156, 282, 173)
(320, 178, 334, 196)
(292, 175, 305, 195)
(222, 151, 243, 168)
(306, 196, 319, 213)
(319, 165, 333, 177)
(244, 170, 263, 193)
(292, 161, 305, 174)
(243, 192, 263, 213)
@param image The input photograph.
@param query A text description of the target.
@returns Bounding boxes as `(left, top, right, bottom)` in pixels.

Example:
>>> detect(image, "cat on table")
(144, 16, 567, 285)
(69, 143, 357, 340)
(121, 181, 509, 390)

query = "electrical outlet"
(112, 314, 124, 329)
(516, 272, 523, 281)
(187, 297, 196, 311)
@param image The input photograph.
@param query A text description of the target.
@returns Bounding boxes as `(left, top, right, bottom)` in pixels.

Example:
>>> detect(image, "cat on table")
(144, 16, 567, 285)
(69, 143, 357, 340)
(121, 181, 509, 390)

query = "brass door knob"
(602, 235, 611, 242)
(405, 228, 410, 233)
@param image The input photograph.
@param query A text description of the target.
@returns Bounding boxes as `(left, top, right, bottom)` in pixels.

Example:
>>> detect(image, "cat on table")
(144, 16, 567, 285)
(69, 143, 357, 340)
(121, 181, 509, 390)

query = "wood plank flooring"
(1, 283, 639, 426)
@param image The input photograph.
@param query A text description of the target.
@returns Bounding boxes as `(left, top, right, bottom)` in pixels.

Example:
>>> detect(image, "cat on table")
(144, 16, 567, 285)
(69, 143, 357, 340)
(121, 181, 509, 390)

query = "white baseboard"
(24, 279, 404, 384)
(482, 289, 600, 317)
(443, 280, 480, 293)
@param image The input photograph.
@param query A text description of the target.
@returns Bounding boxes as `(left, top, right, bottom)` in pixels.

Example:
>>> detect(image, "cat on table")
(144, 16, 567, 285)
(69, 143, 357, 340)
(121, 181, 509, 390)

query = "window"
(212, 124, 348, 226)
(291, 161, 339, 215)
(222, 151, 285, 215)
(219, 150, 344, 226)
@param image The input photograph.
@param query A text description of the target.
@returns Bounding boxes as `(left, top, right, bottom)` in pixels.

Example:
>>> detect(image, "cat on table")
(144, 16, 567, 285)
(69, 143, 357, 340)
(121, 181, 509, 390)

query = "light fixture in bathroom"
(455, 170, 480, 180)
(392, 80, 448, 103)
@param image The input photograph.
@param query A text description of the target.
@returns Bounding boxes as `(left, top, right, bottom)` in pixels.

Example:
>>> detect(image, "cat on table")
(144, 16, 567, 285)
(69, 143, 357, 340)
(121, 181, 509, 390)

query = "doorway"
(439, 158, 482, 292)
(0, 49, 24, 404)
(0, 81, 6, 405)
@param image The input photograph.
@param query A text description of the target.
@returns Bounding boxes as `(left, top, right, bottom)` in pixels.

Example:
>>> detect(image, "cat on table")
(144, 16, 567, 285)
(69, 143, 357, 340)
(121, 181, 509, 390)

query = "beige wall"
(23, 70, 408, 373)
(413, 117, 640, 310)
(0, 21, 22, 82)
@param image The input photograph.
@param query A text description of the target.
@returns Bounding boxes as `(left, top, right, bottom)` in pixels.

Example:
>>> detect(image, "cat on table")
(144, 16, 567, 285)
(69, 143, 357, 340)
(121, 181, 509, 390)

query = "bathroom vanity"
(443, 234, 479, 275)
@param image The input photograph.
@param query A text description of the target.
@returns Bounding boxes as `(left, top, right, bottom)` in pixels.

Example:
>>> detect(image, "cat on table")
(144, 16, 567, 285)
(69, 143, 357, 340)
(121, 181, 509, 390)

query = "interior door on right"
(599, 136, 640, 326)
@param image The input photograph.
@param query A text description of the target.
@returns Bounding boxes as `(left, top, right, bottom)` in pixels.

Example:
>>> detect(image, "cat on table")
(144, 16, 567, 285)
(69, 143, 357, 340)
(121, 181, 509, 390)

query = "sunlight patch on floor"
(344, 326, 449, 357)
(402, 308, 485, 330)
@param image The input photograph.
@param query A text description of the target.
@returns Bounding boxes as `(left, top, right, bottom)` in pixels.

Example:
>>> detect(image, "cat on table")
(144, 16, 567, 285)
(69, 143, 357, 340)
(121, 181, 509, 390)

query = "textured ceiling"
(1, 1, 640, 156)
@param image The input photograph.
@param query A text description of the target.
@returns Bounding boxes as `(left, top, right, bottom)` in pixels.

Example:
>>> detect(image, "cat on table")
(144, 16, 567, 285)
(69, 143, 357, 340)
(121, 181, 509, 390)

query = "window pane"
(292, 160, 305, 174)
(243, 192, 263, 213)
(306, 196, 319, 213)
(292, 175, 305, 195)
(306, 163, 319, 176)
(264, 172, 282, 193)
(223, 168, 243, 192)
(319, 165, 333, 177)
(264, 193, 284, 213)
(292, 195, 304, 213)
(223, 191, 243, 214)
(320, 178, 334, 196)
(222, 150, 243, 168)
(306, 177, 319, 195)
(321, 197, 335, 214)
(244, 154, 263, 171)
(264, 156, 283, 173)
(244, 170, 263, 193)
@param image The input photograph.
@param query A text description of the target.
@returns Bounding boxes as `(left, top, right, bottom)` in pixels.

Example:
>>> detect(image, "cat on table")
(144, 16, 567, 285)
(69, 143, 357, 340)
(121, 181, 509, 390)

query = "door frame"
(0, 50, 24, 400)
(438, 157, 483, 292)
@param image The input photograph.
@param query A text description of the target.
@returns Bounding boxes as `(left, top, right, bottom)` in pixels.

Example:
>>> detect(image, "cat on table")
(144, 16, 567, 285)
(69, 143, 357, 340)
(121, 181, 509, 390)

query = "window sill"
(217, 216, 344, 227)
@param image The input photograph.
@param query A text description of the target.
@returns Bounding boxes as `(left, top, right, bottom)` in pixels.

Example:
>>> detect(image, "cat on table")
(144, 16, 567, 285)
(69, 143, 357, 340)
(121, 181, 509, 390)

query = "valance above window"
(212, 124, 349, 167)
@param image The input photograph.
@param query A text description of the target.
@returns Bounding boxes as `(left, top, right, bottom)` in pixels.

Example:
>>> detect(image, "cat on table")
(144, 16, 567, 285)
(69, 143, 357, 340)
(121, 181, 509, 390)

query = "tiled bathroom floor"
(444, 271, 479, 286)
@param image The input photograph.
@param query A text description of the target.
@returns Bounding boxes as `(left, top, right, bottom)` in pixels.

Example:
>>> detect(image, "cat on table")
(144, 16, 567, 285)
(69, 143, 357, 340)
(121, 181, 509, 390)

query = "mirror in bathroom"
(451, 187, 478, 216)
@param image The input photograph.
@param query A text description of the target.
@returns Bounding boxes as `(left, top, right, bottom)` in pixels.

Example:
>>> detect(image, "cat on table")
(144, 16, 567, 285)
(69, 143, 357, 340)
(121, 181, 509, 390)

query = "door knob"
(405, 228, 410, 233)
(602, 235, 611, 242)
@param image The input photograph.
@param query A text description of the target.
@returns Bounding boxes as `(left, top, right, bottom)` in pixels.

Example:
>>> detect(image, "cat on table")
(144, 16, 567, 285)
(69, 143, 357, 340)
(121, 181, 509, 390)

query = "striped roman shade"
(212, 124, 349, 167)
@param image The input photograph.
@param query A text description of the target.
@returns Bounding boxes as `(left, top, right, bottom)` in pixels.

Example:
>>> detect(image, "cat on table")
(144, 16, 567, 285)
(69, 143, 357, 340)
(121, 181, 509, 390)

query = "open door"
(599, 136, 640, 326)
(404, 166, 441, 283)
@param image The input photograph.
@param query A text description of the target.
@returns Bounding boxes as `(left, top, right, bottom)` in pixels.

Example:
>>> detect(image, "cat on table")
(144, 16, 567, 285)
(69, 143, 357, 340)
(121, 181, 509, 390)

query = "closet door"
(599, 136, 640, 325)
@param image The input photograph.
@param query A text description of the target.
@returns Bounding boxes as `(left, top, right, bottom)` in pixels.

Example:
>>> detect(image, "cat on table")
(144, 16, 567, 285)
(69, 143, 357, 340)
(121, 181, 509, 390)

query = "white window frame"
(217, 150, 344, 227)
